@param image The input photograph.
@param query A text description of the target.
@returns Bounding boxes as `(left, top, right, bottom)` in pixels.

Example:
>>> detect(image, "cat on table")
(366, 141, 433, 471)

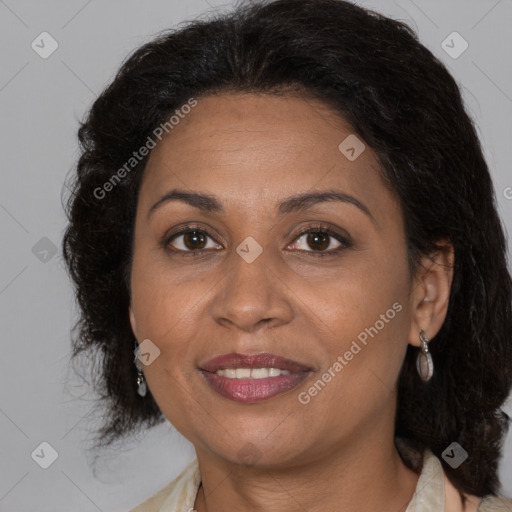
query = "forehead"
(138, 92, 396, 220)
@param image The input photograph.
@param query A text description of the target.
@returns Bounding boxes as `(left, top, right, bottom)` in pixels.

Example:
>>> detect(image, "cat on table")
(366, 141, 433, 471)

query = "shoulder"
(477, 495, 512, 511)
(128, 480, 178, 512)
(418, 447, 511, 512)
(128, 458, 200, 512)
(443, 463, 512, 512)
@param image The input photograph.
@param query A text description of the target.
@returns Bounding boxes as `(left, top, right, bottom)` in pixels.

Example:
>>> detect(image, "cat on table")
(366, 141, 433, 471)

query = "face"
(129, 92, 418, 468)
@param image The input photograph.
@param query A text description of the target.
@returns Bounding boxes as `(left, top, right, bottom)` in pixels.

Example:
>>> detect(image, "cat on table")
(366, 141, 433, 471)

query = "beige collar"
(405, 449, 481, 512)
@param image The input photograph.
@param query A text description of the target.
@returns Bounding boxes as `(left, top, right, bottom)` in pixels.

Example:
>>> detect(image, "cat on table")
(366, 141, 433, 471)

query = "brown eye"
(287, 225, 352, 257)
(305, 231, 330, 251)
(291, 230, 342, 253)
(181, 230, 207, 250)
(164, 226, 222, 255)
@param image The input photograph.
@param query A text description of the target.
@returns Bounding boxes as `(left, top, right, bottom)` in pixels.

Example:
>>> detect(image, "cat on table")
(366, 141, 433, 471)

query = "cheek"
(130, 247, 205, 338)
(129, 249, 212, 391)
(309, 253, 410, 391)
(313, 252, 408, 333)
(304, 304, 408, 437)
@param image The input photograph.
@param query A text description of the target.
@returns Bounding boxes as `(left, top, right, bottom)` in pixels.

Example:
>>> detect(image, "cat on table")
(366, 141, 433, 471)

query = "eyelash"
(161, 222, 353, 258)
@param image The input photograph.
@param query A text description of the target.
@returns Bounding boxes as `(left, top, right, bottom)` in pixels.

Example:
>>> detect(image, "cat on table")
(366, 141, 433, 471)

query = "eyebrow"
(147, 188, 374, 222)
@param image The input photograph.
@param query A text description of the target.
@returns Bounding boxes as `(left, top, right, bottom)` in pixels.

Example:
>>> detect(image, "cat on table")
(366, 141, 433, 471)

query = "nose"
(210, 244, 294, 333)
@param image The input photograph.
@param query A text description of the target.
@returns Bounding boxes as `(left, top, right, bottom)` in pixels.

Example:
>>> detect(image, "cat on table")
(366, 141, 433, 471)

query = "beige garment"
(128, 450, 512, 512)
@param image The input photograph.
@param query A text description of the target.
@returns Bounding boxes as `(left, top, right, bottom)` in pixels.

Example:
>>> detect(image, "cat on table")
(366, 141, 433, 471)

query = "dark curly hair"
(62, 0, 512, 497)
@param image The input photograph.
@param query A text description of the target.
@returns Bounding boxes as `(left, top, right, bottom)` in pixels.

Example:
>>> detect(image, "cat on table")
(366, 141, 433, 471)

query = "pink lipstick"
(199, 352, 312, 403)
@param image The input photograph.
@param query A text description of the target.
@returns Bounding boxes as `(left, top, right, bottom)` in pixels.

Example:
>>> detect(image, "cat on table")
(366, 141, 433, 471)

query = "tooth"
(236, 368, 251, 379)
(214, 368, 294, 378)
(250, 368, 270, 379)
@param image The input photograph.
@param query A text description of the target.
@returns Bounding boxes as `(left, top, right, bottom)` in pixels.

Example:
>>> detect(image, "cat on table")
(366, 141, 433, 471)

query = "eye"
(163, 224, 222, 256)
(288, 224, 352, 257)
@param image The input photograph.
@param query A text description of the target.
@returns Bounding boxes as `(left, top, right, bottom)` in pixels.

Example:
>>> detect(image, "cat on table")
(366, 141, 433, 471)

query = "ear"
(407, 239, 454, 347)
(129, 304, 138, 340)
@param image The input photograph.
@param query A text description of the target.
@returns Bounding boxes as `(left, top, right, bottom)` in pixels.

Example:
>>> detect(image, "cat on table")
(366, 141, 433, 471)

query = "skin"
(129, 92, 454, 512)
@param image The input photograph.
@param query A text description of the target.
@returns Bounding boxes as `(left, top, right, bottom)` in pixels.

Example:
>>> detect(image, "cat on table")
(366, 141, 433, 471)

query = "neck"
(193, 435, 420, 512)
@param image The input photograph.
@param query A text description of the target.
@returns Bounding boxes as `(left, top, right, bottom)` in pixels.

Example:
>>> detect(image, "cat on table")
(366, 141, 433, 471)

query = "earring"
(134, 341, 147, 397)
(416, 329, 434, 382)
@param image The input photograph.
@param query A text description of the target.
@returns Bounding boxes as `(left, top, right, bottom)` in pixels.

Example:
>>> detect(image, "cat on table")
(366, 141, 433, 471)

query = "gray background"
(1, 0, 511, 510)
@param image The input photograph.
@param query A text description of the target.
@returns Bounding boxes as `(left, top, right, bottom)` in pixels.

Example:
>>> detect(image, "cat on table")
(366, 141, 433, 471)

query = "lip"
(201, 371, 310, 403)
(199, 352, 313, 373)
(199, 352, 313, 403)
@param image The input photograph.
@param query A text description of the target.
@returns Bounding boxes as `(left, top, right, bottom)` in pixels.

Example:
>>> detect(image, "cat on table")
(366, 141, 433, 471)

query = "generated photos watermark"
(93, 97, 198, 200)
(298, 301, 403, 405)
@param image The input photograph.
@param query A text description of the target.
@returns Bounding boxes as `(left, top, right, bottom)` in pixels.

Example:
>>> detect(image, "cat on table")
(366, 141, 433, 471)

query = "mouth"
(199, 352, 313, 403)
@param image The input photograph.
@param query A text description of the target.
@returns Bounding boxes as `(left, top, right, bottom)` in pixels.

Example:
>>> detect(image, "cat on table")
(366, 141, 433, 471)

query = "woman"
(62, 0, 512, 510)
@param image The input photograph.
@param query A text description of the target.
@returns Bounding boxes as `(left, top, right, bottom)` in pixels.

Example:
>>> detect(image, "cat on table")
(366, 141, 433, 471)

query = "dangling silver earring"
(416, 329, 434, 382)
(134, 340, 147, 397)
